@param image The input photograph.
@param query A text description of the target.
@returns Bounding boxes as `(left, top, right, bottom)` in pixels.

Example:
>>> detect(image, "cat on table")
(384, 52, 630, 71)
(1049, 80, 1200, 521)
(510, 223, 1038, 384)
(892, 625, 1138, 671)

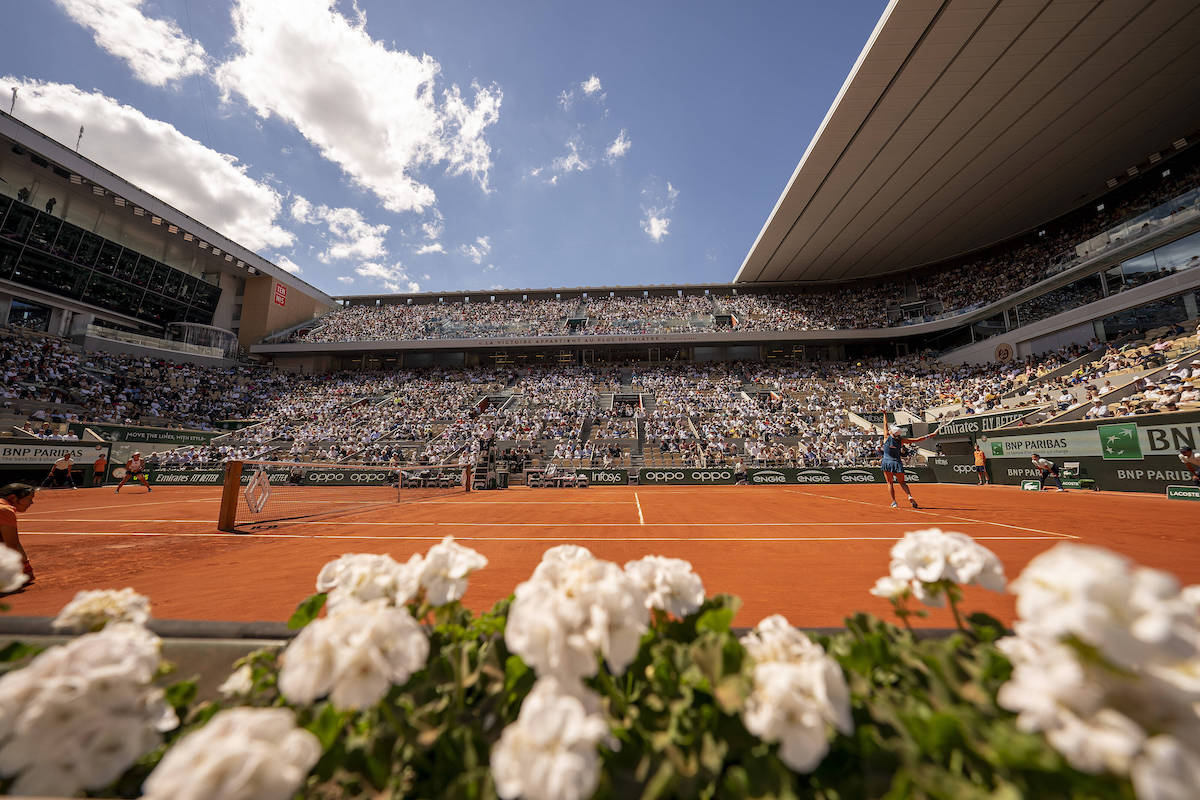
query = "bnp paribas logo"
(1098, 422, 1143, 460)
(990, 442, 1004, 457)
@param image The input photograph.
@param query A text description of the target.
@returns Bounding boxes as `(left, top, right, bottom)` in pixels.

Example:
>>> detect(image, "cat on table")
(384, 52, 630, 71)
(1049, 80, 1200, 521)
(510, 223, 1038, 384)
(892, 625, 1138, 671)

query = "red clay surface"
(6, 484, 1198, 628)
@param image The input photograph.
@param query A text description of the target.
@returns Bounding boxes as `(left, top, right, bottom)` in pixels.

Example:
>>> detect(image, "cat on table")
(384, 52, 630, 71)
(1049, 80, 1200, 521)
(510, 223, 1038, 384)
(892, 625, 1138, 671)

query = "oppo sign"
(638, 469, 735, 485)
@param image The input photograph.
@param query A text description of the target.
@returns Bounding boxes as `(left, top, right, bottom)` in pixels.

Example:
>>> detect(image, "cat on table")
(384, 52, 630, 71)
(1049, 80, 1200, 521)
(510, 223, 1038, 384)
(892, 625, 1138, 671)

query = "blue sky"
(2, 0, 886, 297)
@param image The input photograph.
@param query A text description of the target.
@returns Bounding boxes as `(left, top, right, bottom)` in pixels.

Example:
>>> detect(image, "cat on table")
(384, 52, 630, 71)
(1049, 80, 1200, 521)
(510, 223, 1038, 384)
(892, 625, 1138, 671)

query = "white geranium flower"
(278, 599, 428, 710)
(315, 552, 421, 608)
(869, 576, 909, 599)
(418, 536, 488, 605)
(491, 677, 608, 800)
(740, 616, 852, 772)
(142, 708, 321, 800)
(218, 665, 255, 700)
(506, 547, 648, 681)
(0, 546, 28, 593)
(0, 624, 176, 796)
(1000, 544, 1200, 785)
(51, 588, 151, 632)
(1131, 736, 1200, 800)
(884, 529, 1006, 606)
(624, 556, 705, 618)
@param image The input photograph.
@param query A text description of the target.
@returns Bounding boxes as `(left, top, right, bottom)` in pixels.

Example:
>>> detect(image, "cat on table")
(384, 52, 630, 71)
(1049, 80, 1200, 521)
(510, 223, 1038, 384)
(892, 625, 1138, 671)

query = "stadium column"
(217, 461, 244, 532)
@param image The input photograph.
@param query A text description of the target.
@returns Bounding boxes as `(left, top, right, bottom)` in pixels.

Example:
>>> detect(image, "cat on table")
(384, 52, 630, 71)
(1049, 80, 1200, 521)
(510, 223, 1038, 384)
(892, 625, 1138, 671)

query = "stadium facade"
(1, 0, 1199, 372)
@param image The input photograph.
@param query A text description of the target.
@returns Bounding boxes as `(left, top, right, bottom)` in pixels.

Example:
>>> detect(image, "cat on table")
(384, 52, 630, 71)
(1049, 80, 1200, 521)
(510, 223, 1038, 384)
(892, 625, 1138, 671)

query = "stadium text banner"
(144, 467, 399, 486)
(68, 423, 221, 445)
(934, 407, 1046, 439)
(0, 443, 110, 466)
(980, 417, 1200, 460)
(274, 283, 287, 306)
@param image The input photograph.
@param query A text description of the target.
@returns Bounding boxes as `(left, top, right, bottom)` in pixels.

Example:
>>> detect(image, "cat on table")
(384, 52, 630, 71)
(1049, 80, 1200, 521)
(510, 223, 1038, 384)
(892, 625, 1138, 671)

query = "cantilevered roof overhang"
(736, 0, 1200, 284)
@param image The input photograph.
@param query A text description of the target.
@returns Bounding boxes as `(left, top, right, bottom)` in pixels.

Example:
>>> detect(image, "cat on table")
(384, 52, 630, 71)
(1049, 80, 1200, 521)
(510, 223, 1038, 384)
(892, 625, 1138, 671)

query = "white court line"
(19, 531, 1068, 542)
(423, 500, 630, 505)
(634, 492, 644, 525)
(24, 520, 997, 527)
(783, 488, 1079, 540)
(22, 497, 215, 516)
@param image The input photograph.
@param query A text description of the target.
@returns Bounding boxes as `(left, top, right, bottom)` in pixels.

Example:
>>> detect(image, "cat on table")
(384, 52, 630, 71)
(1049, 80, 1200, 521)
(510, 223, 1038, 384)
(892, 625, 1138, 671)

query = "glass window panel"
(137, 293, 169, 325)
(0, 195, 11, 219)
(83, 276, 143, 313)
(184, 305, 212, 324)
(0, 239, 19, 280)
(163, 268, 184, 297)
(147, 262, 170, 294)
(1119, 252, 1161, 289)
(177, 275, 198, 302)
(131, 257, 155, 287)
(94, 241, 122, 274)
(10, 250, 87, 298)
(1103, 264, 1124, 295)
(52, 222, 83, 262)
(74, 231, 103, 266)
(27, 213, 62, 252)
(115, 249, 140, 281)
(1151, 229, 1200, 275)
(192, 281, 222, 311)
(0, 203, 37, 243)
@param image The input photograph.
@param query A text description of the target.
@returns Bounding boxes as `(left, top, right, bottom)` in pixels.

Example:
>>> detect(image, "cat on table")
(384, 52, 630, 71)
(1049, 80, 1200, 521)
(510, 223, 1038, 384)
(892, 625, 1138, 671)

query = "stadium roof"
(736, 0, 1200, 285)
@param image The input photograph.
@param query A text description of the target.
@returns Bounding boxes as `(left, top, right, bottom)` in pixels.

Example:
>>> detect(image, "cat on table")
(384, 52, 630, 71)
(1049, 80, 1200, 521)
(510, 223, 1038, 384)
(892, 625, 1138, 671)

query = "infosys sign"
(574, 469, 628, 484)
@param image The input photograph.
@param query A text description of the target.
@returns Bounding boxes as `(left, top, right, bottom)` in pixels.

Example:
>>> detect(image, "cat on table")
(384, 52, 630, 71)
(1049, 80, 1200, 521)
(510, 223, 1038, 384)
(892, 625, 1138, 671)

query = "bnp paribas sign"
(984, 419, 1198, 460)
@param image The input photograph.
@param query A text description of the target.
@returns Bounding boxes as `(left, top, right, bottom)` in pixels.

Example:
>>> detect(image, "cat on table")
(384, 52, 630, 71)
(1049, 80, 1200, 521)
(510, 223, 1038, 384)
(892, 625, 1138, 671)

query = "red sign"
(274, 283, 287, 307)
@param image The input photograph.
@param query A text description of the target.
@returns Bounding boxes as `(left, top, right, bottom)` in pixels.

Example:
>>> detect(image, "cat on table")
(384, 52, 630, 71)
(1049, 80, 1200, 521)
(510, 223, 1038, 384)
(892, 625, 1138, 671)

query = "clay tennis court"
(5, 484, 1197, 627)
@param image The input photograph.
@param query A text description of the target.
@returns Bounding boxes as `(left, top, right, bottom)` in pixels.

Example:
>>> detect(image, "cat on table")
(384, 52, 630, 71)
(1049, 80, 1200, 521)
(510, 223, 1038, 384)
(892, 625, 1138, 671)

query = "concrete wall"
(238, 275, 330, 348)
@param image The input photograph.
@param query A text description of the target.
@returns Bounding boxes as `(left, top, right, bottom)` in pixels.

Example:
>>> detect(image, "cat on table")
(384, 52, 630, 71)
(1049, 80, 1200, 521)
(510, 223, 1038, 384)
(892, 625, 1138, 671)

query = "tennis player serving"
(114, 451, 152, 494)
(881, 420, 938, 509)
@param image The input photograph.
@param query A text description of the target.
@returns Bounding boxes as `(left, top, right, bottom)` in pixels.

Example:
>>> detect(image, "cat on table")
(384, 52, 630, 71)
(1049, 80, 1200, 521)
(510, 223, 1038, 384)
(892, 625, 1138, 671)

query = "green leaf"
(967, 612, 1007, 643)
(164, 678, 197, 713)
(287, 592, 327, 630)
(694, 597, 740, 634)
(307, 703, 346, 750)
(0, 641, 43, 663)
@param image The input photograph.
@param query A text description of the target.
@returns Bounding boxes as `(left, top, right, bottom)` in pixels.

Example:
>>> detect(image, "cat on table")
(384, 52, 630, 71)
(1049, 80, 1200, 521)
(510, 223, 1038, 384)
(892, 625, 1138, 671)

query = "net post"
(217, 461, 244, 532)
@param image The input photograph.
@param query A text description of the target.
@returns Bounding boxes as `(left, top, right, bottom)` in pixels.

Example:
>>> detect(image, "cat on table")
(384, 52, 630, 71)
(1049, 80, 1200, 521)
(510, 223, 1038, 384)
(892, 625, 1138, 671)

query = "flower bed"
(1, 531, 1198, 799)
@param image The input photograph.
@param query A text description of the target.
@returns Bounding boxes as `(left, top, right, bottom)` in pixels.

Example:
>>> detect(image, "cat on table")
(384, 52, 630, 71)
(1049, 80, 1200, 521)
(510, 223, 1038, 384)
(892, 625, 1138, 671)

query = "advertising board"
(68, 424, 222, 446)
(744, 467, 937, 485)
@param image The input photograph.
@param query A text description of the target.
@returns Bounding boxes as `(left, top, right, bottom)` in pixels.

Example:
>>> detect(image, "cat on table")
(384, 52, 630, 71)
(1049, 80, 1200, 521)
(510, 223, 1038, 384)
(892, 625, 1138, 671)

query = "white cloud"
(337, 275, 354, 284)
(290, 196, 388, 262)
(557, 89, 573, 111)
(216, 0, 501, 215)
(581, 75, 603, 96)
(355, 261, 420, 292)
(276, 255, 302, 274)
(605, 129, 631, 163)
(51, 0, 207, 87)
(421, 273, 431, 280)
(640, 180, 678, 243)
(4, 78, 293, 251)
(459, 236, 491, 265)
(414, 243, 444, 255)
(421, 216, 443, 240)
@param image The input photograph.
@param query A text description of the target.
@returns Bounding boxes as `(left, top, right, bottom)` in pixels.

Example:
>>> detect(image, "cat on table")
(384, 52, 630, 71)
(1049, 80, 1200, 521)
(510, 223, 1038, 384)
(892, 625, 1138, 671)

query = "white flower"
(1009, 544, 1199, 670)
(142, 708, 321, 800)
(886, 529, 1006, 603)
(0, 546, 27, 593)
(0, 624, 176, 796)
(418, 536, 488, 605)
(315, 552, 421, 608)
(278, 599, 429, 710)
(999, 544, 1200, 787)
(218, 665, 254, 700)
(740, 616, 852, 773)
(1131, 736, 1200, 800)
(491, 677, 609, 800)
(624, 556, 705, 618)
(51, 588, 151, 632)
(869, 576, 909, 599)
(506, 547, 648, 681)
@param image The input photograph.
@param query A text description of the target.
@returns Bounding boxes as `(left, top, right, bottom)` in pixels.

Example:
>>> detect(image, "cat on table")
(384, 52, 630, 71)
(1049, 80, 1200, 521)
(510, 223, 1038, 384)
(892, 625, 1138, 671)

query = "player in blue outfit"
(881, 424, 938, 509)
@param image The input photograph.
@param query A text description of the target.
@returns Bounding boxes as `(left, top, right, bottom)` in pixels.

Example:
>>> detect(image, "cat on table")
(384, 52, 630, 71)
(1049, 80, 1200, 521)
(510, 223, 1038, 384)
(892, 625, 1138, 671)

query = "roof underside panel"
(737, 0, 1200, 284)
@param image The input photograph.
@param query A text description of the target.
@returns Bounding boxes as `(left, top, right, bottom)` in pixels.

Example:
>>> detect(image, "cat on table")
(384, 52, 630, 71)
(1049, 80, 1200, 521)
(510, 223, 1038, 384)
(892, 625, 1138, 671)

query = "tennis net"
(217, 460, 470, 531)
